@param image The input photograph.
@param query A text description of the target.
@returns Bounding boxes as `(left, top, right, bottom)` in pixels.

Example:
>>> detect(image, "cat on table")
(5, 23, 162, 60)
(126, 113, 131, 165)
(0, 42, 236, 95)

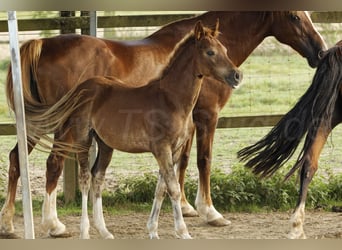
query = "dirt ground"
(1, 159, 342, 240)
(1, 210, 342, 239)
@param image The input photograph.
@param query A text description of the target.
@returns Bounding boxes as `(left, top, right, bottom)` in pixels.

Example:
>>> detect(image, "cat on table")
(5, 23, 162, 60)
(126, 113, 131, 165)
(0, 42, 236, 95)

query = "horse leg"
(151, 146, 191, 239)
(288, 101, 342, 239)
(146, 172, 167, 239)
(0, 141, 34, 235)
(193, 111, 230, 226)
(288, 121, 340, 239)
(41, 134, 69, 236)
(288, 130, 326, 239)
(90, 136, 114, 239)
(78, 148, 92, 239)
(41, 155, 66, 236)
(177, 126, 198, 217)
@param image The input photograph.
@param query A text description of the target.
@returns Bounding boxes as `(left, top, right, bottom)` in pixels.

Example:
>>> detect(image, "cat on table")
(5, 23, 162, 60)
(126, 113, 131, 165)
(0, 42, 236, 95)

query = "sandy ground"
(1, 210, 342, 239)
(1, 145, 342, 240)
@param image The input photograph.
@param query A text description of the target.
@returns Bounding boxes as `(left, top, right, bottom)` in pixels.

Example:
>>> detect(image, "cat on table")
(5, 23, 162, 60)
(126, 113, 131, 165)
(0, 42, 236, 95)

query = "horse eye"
(291, 14, 300, 21)
(206, 50, 215, 56)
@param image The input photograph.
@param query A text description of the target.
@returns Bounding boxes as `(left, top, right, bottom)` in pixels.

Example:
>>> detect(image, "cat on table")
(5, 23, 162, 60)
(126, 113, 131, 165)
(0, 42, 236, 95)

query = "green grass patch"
(2, 166, 341, 217)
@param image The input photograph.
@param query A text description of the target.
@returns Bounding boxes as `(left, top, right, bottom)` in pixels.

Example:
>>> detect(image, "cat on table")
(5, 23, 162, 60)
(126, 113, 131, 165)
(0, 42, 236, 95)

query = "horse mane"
(238, 41, 342, 179)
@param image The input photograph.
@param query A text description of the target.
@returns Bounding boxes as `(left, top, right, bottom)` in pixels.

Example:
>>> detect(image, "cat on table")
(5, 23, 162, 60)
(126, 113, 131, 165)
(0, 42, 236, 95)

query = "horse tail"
(25, 83, 93, 155)
(238, 43, 342, 180)
(6, 39, 43, 112)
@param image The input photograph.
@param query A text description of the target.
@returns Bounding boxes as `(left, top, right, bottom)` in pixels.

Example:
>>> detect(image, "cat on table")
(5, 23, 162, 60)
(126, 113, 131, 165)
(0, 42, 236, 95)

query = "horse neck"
(146, 18, 197, 51)
(202, 12, 273, 66)
(147, 12, 273, 67)
(158, 40, 203, 115)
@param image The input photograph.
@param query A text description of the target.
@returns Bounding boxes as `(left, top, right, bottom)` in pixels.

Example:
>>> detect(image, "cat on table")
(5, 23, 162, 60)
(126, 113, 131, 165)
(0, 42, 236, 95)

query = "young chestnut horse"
(24, 21, 241, 239)
(238, 40, 342, 239)
(2, 11, 326, 236)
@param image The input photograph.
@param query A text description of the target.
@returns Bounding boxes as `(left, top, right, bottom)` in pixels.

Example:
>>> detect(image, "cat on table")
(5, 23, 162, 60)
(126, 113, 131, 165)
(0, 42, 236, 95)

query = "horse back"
(32, 34, 177, 105)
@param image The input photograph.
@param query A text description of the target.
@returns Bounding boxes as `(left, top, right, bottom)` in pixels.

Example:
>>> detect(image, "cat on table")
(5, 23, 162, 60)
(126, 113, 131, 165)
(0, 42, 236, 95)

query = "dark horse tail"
(238, 41, 342, 180)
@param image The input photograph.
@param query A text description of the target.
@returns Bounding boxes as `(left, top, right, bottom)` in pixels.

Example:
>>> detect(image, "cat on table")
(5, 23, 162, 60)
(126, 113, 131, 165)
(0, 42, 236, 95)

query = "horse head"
(194, 19, 243, 89)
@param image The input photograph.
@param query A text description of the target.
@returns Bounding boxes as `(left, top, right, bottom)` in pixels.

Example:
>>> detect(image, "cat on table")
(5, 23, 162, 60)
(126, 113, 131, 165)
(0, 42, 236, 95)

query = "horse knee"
(46, 154, 64, 194)
(167, 183, 181, 202)
(179, 152, 190, 170)
(79, 168, 91, 192)
(92, 172, 105, 198)
(300, 158, 317, 182)
(197, 155, 211, 168)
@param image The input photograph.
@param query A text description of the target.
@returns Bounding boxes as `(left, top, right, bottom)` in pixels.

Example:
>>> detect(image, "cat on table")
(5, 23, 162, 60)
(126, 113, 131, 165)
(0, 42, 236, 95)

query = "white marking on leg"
(93, 195, 114, 239)
(41, 192, 50, 230)
(80, 192, 90, 239)
(181, 199, 198, 217)
(0, 197, 15, 233)
(147, 174, 165, 239)
(195, 182, 224, 222)
(174, 163, 198, 217)
(169, 181, 191, 239)
(41, 190, 66, 236)
(288, 203, 306, 239)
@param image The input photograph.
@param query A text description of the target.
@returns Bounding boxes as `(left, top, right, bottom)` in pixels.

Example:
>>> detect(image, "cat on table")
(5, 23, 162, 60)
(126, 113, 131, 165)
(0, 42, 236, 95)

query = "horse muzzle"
(225, 70, 243, 89)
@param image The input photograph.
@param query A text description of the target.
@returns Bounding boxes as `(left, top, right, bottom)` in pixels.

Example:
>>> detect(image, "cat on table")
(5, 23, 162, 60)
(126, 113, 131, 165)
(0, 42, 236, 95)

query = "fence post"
(59, 11, 79, 204)
(80, 11, 98, 204)
(7, 11, 35, 239)
(61, 11, 98, 204)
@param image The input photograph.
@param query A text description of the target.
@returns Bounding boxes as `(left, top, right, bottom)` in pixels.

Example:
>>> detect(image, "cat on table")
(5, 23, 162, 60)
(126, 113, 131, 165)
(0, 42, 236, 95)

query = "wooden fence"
(0, 11, 341, 202)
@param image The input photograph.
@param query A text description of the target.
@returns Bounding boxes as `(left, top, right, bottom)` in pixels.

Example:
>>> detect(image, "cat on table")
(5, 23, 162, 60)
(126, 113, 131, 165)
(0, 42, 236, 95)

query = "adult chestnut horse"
(24, 21, 241, 239)
(238, 40, 342, 239)
(2, 11, 325, 236)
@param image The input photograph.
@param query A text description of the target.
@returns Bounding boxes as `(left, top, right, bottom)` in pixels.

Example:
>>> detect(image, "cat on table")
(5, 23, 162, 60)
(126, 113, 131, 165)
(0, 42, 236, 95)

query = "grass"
(2, 165, 342, 216)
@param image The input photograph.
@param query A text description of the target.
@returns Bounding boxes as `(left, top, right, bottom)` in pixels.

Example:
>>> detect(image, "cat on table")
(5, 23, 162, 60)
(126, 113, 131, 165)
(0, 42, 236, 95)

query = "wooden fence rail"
(0, 114, 284, 137)
(0, 12, 342, 33)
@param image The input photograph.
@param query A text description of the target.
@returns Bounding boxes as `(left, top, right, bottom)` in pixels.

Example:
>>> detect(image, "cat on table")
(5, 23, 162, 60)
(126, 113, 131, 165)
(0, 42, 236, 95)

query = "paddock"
(0, 11, 342, 239)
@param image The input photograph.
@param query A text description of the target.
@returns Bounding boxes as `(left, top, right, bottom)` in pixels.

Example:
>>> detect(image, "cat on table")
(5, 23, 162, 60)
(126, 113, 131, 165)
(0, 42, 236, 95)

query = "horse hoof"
(287, 232, 307, 239)
(182, 208, 199, 217)
(182, 206, 199, 217)
(103, 232, 114, 239)
(49, 232, 72, 238)
(49, 222, 67, 237)
(149, 232, 160, 239)
(207, 217, 231, 227)
(80, 233, 90, 239)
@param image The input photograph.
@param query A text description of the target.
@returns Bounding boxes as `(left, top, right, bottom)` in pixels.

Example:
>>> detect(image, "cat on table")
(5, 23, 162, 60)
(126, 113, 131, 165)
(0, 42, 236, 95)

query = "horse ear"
(194, 21, 205, 40)
(212, 18, 220, 37)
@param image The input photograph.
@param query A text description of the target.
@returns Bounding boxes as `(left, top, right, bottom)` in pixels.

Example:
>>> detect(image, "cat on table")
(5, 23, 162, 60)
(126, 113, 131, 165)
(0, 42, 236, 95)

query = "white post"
(7, 11, 35, 239)
(90, 11, 97, 37)
(88, 11, 97, 203)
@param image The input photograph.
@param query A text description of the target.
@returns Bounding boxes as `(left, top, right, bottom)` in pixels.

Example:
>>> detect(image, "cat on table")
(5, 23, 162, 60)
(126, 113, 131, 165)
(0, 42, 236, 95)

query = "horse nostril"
(235, 71, 242, 82)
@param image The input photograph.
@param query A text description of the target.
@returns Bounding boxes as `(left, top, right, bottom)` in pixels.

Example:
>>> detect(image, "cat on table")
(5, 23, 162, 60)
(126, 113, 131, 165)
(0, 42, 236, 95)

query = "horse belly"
(92, 112, 152, 153)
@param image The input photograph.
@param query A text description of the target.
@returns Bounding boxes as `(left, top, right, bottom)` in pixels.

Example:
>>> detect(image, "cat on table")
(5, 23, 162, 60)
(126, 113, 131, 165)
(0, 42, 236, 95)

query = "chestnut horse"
(238, 40, 342, 239)
(2, 11, 326, 236)
(24, 21, 241, 239)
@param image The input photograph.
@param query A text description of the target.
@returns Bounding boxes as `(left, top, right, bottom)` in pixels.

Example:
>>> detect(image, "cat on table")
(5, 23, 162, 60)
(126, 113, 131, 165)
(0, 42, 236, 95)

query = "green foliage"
(111, 173, 158, 204)
(201, 166, 297, 211)
(97, 166, 342, 213)
(1, 166, 342, 216)
(0, 60, 9, 71)
(326, 171, 342, 201)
